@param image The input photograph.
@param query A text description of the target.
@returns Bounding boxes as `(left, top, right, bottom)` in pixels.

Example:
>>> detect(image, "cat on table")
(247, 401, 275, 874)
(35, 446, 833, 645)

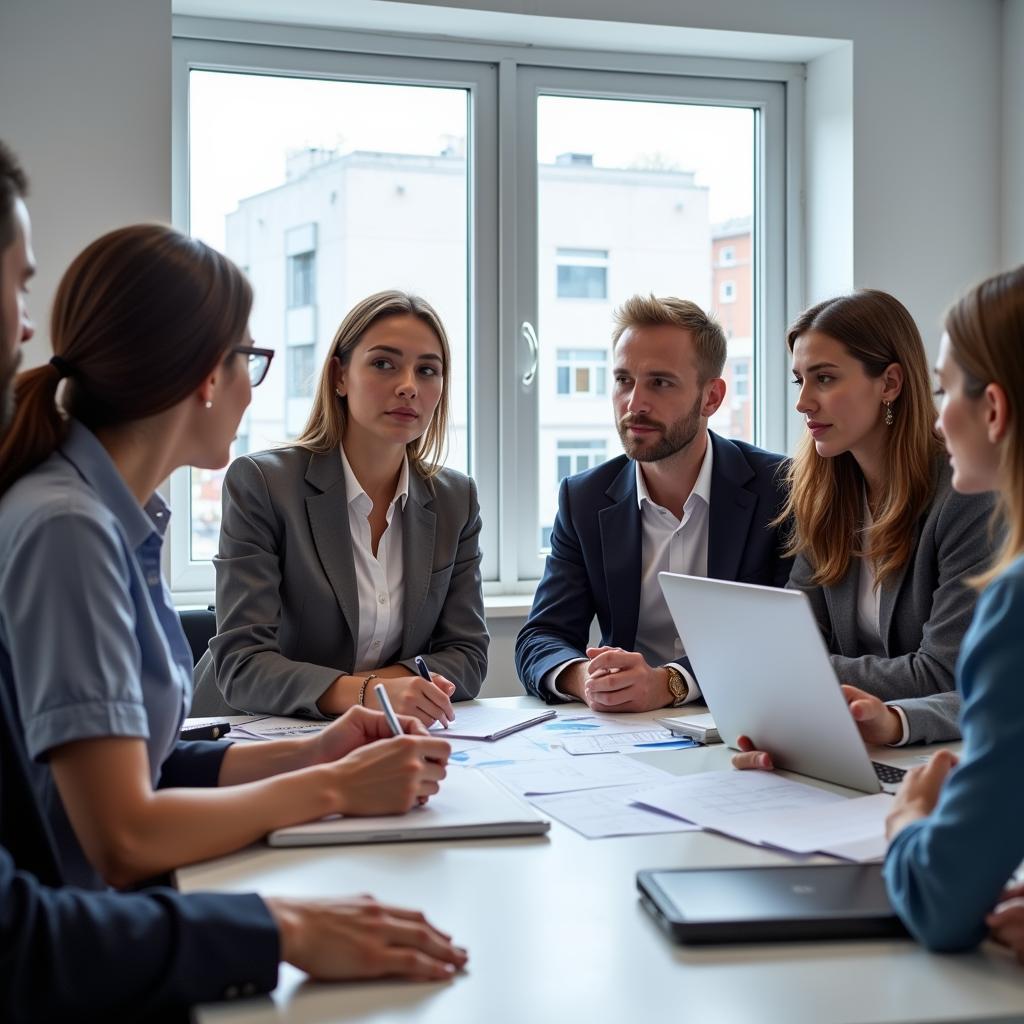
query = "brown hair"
(611, 294, 727, 382)
(294, 290, 451, 478)
(777, 289, 943, 587)
(0, 140, 28, 257)
(0, 224, 252, 496)
(944, 265, 1024, 588)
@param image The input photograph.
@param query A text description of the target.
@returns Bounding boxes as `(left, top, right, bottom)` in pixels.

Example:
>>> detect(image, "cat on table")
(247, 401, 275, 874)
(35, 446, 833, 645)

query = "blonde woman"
(885, 265, 1024, 953)
(193, 291, 488, 726)
(762, 291, 994, 749)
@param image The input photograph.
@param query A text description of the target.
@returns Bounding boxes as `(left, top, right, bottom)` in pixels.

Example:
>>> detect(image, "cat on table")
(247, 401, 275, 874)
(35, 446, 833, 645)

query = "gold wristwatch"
(664, 665, 689, 707)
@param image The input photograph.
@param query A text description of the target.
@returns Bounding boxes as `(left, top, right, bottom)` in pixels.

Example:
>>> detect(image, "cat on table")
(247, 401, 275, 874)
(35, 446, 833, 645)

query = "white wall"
(1005, 0, 1024, 267)
(0, 0, 171, 370)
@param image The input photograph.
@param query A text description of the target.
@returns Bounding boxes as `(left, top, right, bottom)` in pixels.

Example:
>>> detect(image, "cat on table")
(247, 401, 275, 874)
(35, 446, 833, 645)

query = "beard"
(0, 344, 19, 431)
(617, 391, 704, 463)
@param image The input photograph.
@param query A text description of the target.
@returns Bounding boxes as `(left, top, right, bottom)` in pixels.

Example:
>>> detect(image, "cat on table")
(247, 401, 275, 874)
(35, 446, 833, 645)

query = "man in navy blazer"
(517, 294, 791, 711)
(0, 140, 464, 1022)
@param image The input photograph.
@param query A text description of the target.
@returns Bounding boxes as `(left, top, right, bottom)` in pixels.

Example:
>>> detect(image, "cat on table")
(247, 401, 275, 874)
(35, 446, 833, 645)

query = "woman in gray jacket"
(738, 290, 994, 767)
(194, 291, 488, 727)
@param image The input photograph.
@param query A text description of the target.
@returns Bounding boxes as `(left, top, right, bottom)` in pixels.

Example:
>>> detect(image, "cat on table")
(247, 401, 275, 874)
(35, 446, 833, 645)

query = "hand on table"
(885, 748, 958, 839)
(267, 894, 468, 982)
(987, 883, 1024, 963)
(731, 684, 905, 771)
(367, 674, 456, 729)
(573, 646, 672, 713)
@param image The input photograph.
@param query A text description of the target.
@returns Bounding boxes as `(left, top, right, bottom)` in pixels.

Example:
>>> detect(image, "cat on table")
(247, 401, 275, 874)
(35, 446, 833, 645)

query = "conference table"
(179, 697, 1024, 1024)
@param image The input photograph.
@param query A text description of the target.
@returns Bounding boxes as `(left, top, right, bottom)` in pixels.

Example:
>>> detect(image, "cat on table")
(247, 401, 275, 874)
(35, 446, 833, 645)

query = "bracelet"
(357, 673, 378, 707)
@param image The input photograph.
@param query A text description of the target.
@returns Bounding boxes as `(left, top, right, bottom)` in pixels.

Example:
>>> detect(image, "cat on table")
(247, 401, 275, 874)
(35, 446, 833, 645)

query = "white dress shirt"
(340, 445, 409, 673)
(546, 440, 712, 704)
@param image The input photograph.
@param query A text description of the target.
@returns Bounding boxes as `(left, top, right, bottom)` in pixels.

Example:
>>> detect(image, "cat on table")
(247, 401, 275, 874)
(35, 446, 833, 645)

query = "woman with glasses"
(0, 226, 462, 942)
(192, 290, 488, 727)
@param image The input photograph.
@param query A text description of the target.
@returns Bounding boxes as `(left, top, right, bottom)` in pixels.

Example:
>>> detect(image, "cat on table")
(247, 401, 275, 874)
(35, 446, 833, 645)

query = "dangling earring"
(884, 401, 894, 427)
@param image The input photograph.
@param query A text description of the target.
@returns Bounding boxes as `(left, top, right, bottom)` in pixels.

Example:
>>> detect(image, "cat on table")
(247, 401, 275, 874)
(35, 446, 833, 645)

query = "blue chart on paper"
(542, 721, 601, 732)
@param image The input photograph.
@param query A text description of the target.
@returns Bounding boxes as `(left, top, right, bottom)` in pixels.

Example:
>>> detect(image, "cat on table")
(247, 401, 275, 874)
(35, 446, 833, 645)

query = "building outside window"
(555, 438, 607, 484)
(719, 280, 736, 303)
(733, 358, 750, 397)
(287, 249, 316, 308)
(556, 248, 608, 299)
(719, 245, 736, 266)
(287, 343, 317, 399)
(556, 347, 608, 396)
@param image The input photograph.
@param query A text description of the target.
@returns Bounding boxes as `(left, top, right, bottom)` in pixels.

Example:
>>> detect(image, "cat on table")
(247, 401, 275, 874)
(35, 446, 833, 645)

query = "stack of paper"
(634, 770, 893, 862)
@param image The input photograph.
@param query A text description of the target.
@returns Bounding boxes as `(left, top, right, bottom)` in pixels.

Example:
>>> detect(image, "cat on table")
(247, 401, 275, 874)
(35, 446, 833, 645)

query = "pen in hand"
(374, 683, 405, 737)
(414, 655, 450, 730)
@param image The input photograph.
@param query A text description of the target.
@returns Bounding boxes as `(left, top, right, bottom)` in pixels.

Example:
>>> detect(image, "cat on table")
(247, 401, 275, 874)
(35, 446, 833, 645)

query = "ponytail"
(0, 364, 66, 497)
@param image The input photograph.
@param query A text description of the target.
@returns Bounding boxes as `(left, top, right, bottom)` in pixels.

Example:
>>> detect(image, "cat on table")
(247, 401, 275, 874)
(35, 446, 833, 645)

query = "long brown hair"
(0, 224, 252, 496)
(945, 265, 1024, 589)
(294, 290, 451, 478)
(777, 289, 943, 587)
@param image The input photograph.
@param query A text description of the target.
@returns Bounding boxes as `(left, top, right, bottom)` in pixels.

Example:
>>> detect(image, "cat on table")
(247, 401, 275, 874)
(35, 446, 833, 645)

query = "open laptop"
(658, 573, 907, 794)
(637, 864, 907, 944)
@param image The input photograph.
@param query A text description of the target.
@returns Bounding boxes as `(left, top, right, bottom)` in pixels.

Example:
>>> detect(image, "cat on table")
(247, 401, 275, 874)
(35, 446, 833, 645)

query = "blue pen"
(414, 655, 450, 729)
(374, 683, 404, 737)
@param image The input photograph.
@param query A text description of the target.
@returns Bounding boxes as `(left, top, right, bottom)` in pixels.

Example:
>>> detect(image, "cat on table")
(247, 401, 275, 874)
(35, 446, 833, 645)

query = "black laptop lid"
(638, 864, 908, 944)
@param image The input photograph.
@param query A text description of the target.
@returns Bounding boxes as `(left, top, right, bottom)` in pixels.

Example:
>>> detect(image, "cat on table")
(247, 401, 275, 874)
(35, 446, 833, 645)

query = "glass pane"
(187, 70, 470, 562)
(536, 95, 754, 552)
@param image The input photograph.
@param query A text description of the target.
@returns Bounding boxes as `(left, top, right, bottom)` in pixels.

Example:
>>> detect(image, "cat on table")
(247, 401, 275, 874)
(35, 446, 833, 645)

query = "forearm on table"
(316, 664, 410, 715)
(71, 770, 337, 888)
(218, 736, 313, 785)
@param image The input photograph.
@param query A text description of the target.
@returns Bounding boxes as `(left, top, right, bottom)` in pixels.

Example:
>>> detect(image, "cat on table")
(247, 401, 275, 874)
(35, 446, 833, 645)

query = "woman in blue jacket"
(884, 263, 1024, 953)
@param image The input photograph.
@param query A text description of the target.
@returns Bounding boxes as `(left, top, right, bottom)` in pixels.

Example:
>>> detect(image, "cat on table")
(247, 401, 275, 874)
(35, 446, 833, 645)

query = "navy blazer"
(516, 432, 792, 700)
(0, 673, 279, 1021)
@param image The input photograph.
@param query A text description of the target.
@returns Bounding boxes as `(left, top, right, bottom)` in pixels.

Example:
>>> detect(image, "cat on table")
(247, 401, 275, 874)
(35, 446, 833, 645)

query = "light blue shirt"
(0, 420, 192, 888)
(884, 554, 1024, 950)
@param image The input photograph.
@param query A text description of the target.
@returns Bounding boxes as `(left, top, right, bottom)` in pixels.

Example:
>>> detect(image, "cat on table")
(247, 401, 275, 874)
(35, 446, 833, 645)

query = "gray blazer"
(192, 446, 489, 718)
(788, 458, 996, 744)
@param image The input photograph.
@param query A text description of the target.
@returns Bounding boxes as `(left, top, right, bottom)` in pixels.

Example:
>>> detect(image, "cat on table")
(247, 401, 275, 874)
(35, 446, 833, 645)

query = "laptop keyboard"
(872, 762, 907, 785)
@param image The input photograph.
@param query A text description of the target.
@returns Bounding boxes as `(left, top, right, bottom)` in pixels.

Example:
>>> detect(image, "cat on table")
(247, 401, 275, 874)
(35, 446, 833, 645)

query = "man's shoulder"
(711, 432, 788, 473)
(562, 454, 632, 499)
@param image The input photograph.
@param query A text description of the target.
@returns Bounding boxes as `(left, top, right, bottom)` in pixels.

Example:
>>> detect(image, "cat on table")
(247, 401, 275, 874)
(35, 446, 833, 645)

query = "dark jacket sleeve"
(515, 478, 596, 702)
(156, 740, 230, 789)
(0, 846, 279, 1023)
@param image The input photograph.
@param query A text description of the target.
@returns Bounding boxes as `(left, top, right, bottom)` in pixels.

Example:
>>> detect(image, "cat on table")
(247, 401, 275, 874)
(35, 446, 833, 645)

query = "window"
(555, 439, 607, 483)
(287, 344, 317, 399)
(720, 280, 737, 303)
(733, 359, 750, 397)
(287, 252, 316, 308)
(556, 248, 608, 299)
(556, 348, 608, 396)
(171, 32, 788, 596)
(719, 245, 736, 266)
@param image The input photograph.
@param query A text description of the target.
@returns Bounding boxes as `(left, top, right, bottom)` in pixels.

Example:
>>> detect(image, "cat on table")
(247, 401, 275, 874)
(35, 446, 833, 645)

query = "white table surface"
(179, 698, 1023, 1024)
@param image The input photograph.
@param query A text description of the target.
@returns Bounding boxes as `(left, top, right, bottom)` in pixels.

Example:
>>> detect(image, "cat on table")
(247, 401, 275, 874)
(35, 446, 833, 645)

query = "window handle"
(521, 321, 539, 387)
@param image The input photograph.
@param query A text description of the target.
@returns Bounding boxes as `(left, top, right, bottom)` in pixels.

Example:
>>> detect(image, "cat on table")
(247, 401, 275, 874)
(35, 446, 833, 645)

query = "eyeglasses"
(231, 345, 275, 387)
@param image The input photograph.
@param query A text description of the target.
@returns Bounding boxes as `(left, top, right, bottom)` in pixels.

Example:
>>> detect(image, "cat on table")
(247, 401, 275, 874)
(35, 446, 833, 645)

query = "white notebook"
(429, 704, 556, 740)
(267, 768, 551, 847)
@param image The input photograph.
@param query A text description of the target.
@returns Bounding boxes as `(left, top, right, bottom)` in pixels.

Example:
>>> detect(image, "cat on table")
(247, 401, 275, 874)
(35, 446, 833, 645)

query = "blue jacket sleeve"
(884, 569, 1024, 951)
(0, 845, 279, 1022)
(515, 478, 597, 701)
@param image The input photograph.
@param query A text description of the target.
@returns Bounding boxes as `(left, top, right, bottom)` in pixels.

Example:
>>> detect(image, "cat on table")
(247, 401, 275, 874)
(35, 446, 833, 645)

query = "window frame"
(169, 22, 802, 601)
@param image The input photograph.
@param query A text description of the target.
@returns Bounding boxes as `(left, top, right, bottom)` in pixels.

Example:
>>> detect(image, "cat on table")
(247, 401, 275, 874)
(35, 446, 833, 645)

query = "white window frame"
(168, 18, 802, 600)
(719, 244, 737, 267)
(720, 279, 737, 303)
(555, 247, 609, 300)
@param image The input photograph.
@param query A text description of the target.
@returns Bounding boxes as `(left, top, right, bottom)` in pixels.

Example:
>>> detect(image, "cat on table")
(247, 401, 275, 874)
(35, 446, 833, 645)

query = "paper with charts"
(633, 770, 894, 862)
(528, 783, 701, 839)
